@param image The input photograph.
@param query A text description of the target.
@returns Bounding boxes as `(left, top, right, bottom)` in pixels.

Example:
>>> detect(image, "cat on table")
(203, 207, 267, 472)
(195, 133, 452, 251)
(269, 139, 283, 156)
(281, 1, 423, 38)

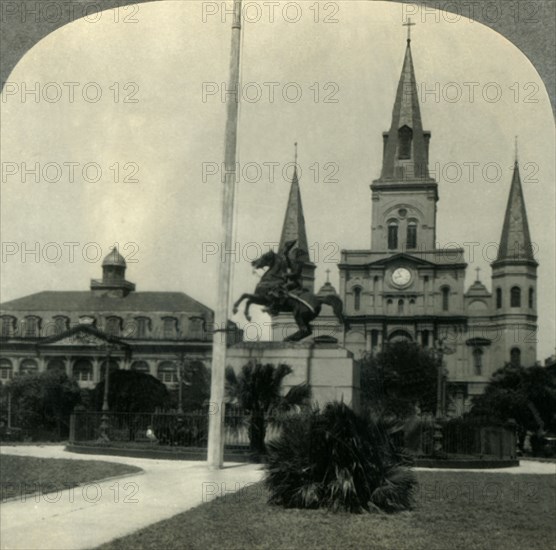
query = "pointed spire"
(279, 144, 310, 261)
(378, 36, 430, 182)
(494, 159, 536, 264)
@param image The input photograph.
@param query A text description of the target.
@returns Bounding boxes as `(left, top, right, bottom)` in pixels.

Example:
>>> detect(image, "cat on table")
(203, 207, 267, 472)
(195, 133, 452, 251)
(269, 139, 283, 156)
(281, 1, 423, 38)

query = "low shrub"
(265, 402, 416, 513)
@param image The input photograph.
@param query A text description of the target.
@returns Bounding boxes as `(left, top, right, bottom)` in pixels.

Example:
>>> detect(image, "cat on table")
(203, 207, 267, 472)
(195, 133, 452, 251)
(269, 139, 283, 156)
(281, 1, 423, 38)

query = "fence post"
(69, 413, 76, 443)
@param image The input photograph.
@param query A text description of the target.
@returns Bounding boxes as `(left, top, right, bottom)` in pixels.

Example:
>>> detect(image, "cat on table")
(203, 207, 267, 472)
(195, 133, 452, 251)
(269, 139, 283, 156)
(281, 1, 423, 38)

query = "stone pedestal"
(227, 341, 360, 413)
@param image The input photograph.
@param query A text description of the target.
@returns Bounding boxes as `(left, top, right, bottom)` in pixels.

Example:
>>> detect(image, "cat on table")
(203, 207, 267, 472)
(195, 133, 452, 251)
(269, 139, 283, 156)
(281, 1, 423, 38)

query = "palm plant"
(225, 363, 311, 457)
(265, 402, 416, 513)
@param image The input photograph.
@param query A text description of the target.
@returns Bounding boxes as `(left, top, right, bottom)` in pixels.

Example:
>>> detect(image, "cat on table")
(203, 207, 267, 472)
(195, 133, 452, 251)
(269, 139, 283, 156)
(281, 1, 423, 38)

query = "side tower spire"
(491, 149, 538, 367)
(493, 158, 536, 264)
(278, 144, 315, 292)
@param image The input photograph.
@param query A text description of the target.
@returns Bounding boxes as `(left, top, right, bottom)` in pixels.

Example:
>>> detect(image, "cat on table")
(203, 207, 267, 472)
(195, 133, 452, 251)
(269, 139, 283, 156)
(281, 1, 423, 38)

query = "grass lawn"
(98, 470, 555, 550)
(0, 454, 142, 501)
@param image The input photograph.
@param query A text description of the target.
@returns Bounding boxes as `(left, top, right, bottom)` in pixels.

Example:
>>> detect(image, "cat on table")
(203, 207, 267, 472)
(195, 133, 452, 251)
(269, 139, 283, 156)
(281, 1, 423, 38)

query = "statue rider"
(266, 239, 304, 316)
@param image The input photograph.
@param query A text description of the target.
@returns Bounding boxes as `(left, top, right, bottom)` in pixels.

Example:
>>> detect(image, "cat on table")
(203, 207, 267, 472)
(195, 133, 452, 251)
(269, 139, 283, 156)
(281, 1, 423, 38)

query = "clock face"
(392, 268, 412, 287)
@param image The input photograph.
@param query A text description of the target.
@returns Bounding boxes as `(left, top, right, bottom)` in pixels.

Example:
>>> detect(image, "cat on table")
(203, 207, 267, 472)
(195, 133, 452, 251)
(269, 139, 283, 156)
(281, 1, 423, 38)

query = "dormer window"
(134, 317, 151, 338)
(105, 316, 122, 336)
(53, 316, 69, 335)
(1, 316, 16, 338)
(398, 125, 413, 159)
(162, 317, 178, 339)
(24, 316, 41, 338)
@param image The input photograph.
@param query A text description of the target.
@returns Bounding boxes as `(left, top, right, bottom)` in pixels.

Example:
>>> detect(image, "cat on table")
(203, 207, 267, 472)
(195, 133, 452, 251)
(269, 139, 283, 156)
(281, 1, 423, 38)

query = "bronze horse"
(232, 249, 344, 342)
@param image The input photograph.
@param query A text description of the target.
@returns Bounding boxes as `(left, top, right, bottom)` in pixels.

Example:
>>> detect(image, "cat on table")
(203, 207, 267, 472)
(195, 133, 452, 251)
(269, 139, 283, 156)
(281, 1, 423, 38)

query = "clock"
(392, 267, 412, 287)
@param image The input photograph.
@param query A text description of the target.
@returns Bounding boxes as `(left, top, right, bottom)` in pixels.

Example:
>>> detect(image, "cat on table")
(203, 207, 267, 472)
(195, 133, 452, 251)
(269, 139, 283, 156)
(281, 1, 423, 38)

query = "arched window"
(24, 316, 41, 338)
(387, 220, 398, 250)
(398, 125, 413, 159)
(0, 359, 13, 381)
(105, 316, 122, 336)
(388, 330, 413, 343)
(158, 361, 178, 384)
(386, 299, 393, 315)
(353, 287, 362, 311)
(131, 361, 150, 374)
(496, 288, 502, 309)
(162, 317, 178, 339)
(528, 288, 534, 309)
(99, 359, 119, 378)
(409, 298, 416, 314)
(407, 221, 417, 249)
(1, 316, 16, 338)
(510, 347, 521, 367)
(441, 287, 450, 312)
(397, 299, 404, 315)
(473, 348, 483, 376)
(510, 286, 521, 308)
(422, 330, 430, 348)
(19, 359, 38, 376)
(73, 359, 93, 381)
(47, 358, 66, 373)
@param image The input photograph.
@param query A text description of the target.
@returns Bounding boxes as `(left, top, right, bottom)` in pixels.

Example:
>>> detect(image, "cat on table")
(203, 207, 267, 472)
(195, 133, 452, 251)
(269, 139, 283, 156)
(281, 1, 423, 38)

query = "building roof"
(494, 161, 536, 265)
(378, 38, 431, 182)
(317, 281, 339, 298)
(465, 279, 491, 297)
(0, 291, 213, 315)
(102, 247, 127, 267)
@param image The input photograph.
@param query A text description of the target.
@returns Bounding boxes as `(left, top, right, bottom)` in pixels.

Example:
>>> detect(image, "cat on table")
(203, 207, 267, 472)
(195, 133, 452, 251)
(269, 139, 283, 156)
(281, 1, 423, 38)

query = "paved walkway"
(0, 445, 265, 550)
(1, 447, 554, 550)
(414, 459, 556, 474)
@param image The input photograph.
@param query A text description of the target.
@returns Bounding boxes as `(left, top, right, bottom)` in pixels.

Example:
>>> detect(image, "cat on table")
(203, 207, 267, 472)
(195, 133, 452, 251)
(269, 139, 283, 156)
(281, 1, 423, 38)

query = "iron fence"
(403, 415, 517, 459)
(70, 408, 268, 450)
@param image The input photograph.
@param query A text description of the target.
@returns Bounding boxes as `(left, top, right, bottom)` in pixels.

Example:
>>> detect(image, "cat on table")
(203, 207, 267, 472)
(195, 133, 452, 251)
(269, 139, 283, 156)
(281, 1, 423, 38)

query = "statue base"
(227, 341, 360, 413)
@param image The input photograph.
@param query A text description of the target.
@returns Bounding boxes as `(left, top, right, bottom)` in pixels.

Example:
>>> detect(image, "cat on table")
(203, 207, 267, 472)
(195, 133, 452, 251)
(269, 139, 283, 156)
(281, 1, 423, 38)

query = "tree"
(93, 370, 169, 413)
(358, 341, 440, 418)
(225, 363, 311, 457)
(469, 364, 556, 452)
(180, 361, 211, 412)
(8, 370, 81, 440)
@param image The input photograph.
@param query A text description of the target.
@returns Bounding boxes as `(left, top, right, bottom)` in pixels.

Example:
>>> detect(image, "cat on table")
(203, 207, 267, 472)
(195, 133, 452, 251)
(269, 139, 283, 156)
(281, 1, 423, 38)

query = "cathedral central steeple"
(370, 34, 438, 252)
(377, 33, 431, 182)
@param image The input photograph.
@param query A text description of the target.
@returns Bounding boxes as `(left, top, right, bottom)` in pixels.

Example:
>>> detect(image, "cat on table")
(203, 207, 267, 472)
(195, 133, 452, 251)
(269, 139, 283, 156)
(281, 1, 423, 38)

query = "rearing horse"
(232, 249, 344, 342)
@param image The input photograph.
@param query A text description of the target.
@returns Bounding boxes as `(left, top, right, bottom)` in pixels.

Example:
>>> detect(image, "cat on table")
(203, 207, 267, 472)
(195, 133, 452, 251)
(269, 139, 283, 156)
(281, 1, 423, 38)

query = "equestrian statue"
(232, 240, 344, 342)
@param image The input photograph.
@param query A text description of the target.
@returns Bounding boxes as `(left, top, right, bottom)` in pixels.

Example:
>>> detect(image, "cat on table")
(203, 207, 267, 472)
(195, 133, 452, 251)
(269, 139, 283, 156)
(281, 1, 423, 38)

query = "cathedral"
(0, 33, 540, 417)
(271, 34, 538, 414)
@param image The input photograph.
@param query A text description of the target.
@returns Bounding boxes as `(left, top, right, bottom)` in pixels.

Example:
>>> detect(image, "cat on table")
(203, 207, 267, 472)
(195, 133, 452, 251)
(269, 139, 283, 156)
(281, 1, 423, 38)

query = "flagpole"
(207, 0, 243, 469)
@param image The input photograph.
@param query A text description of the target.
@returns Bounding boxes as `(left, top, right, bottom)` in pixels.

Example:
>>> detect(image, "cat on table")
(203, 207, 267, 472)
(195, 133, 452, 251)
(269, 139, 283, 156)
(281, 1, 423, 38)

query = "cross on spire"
(514, 135, 519, 164)
(325, 269, 331, 283)
(475, 267, 481, 282)
(294, 141, 298, 165)
(403, 17, 416, 43)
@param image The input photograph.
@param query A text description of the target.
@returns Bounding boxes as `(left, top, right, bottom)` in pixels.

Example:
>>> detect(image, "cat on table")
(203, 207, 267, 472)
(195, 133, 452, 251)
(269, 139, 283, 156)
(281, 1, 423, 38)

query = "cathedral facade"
(338, 37, 539, 413)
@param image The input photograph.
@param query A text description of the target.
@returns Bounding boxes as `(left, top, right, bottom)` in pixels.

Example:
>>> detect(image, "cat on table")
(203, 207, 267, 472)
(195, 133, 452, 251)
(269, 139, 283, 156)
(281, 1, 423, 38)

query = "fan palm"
(225, 363, 311, 456)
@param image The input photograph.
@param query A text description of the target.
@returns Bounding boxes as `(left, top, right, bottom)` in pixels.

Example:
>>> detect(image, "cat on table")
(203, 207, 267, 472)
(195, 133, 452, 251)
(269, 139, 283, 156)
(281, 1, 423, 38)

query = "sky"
(1, 1, 554, 359)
